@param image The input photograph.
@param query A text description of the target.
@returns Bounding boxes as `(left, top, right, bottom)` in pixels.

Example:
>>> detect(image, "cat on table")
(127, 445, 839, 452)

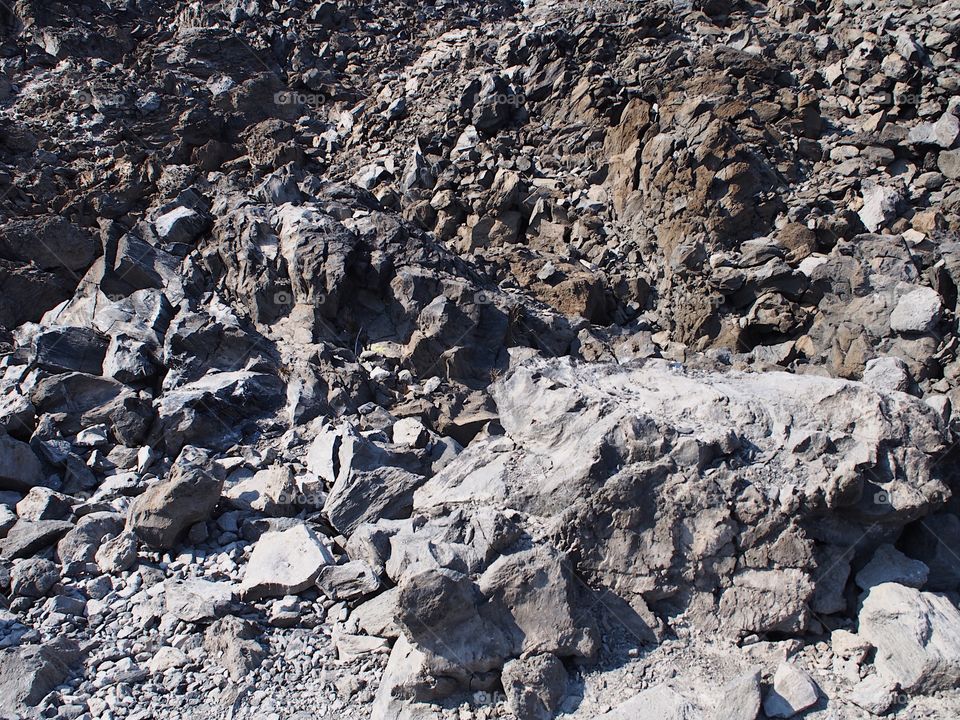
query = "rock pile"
(1, 0, 960, 718)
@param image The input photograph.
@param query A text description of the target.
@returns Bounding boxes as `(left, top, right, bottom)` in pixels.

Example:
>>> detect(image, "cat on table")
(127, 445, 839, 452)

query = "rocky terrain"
(1, 0, 960, 718)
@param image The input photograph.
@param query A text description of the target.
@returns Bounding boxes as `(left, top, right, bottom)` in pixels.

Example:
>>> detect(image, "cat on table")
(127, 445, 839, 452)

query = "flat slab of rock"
(165, 578, 232, 622)
(240, 523, 334, 600)
(596, 685, 699, 719)
(1, 520, 74, 559)
(0, 641, 79, 716)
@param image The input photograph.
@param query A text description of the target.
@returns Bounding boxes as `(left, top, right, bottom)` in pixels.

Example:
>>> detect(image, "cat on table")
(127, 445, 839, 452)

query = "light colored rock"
(858, 183, 900, 232)
(165, 578, 232, 622)
(596, 685, 699, 719)
(889, 286, 942, 334)
(857, 582, 960, 693)
(95, 531, 138, 574)
(849, 673, 896, 715)
(146, 646, 189, 674)
(240, 523, 334, 600)
(855, 544, 929, 590)
(907, 113, 960, 148)
(712, 669, 761, 720)
(392, 417, 429, 448)
(861, 357, 911, 393)
(762, 662, 820, 718)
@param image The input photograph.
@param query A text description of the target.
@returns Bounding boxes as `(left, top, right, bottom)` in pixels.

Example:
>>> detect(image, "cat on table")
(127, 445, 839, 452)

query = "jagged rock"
(29, 326, 107, 375)
(316, 560, 381, 601)
(239, 523, 334, 600)
(203, 616, 266, 680)
(309, 423, 426, 535)
(861, 357, 911, 392)
(907, 114, 960, 148)
(854, 544, 929, 590)
(127, 446, 224, 549)
(849, 674, 896, 716)
(224, 464, 299, 516)
(889, 287, 942, 334)
(762, 663, 820, 718)
(856, 582, 960, 694)
(16, 487, 72, 522)
(858, 183, 900, 233)
(0, 432, 46, 492)
(0, 217, 96, 273)
(55, 511, 123, 564)
(501, 653, 568, 720)
(0, 640, 80, 716)
(94, 531, 138, 573)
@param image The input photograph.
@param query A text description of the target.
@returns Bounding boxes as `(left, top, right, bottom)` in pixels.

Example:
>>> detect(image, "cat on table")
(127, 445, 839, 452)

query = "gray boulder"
(0, 432, 46, 492)
(239, 523, 334, 600)
(0, 640, 80, 716)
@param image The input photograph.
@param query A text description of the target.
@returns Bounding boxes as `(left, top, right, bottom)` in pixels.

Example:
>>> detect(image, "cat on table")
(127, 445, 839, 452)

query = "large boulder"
(414, 356, 949, 638)
(127, 446, 224, 549)
(856, 582, 960, 694)
(0, 432, 46, 492)
(239, 523, 334, 600)
(0, 640, 80, 716)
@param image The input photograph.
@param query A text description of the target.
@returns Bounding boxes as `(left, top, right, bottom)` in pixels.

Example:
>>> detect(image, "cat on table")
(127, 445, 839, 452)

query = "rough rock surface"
(1, 0, 960, 718)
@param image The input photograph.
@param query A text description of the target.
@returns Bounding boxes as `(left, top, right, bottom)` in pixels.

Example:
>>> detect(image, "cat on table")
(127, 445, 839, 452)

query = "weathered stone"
(240, 523, 334, 600)
(762, 662, 820, 718)
(203, 616, 266, 680)
(127, 446, 224, 549)
(501, 653, 568, 720)
(855, 544, 929, 590)
(857, 582, 960, 694)
(596, 685, 699, 720)
(316, 560, 381, 601)
(165, 578, 232, 622)
(0, 519, 74, 559)
(0, 432, 46, 492)
(10, 558, 58, 597)
(0, 640, 79, 716)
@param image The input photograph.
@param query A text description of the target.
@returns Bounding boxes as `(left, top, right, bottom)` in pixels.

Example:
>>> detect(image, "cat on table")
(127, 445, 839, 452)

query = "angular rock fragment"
(127, 446, 224, 549)
(240, 523, 334, 600)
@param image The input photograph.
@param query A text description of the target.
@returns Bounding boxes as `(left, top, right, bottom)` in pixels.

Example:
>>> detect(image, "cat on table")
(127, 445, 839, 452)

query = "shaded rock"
(30, 326, 107, 375)
(127, 446, 224, 549)
(316, 560, 381, 601)
(712, 669, 761, 720)
(0, 640, 79, 716)
(0, 519, 74, 559)
(16, 487, 72, 522)
(203, 616, 266, 680)
(55, 511, 123, 564)
(0, 432, 46, 492)
(501, 653, 568, 720)
(10, 558, 58, 597)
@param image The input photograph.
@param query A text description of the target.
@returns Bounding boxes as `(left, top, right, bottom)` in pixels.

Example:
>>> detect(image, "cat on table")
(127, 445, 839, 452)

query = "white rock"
(889, 286, 942, 333)
(857, 582, 960, 693)
(858, 183, 900, 232)
(762, 662, 820, 718)
(146, 646, 189, 674)
(595, 685, 699, 719)
(861, 357, 910, 393)
(240, 523, 334, 600)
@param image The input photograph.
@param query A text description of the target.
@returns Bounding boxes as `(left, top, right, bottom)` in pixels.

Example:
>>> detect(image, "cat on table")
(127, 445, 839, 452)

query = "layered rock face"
(1, 0, 960, 719)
